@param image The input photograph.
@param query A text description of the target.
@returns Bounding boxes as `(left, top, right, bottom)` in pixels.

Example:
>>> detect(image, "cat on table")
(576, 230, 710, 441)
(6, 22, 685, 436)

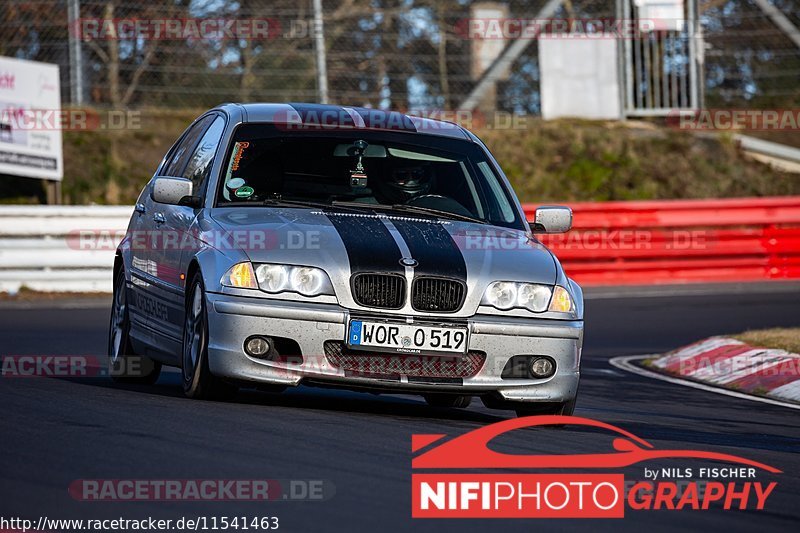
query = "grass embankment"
(61, 109, 201, 205)
(478, 120, 800, 202)
(732, 328, 800, 354)
(3, 110, 798, 205)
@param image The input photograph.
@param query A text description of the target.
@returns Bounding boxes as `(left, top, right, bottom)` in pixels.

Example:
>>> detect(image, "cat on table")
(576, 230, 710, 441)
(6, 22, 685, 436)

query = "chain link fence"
(0, 0, 798, 112)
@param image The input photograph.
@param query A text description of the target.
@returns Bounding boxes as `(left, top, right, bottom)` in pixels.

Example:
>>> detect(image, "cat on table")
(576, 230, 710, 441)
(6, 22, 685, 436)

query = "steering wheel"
(407, 194, 448, 204)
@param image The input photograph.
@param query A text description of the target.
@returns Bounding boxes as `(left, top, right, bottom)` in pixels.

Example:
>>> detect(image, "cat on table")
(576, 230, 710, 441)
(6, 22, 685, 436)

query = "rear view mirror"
(333, 143, 387, 158)
(151, 176, 193, 205)
(531, 206, 573, 233)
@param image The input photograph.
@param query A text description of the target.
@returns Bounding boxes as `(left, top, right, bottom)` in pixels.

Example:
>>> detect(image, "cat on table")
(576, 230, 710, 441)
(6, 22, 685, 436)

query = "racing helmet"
(379, 165, 432, 204)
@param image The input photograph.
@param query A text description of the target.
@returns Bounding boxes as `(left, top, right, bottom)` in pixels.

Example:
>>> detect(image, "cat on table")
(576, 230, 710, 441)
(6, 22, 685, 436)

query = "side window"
(162, 115, 214, 177)
(182, 116, 226, 197)
(477, 161, 516, 223)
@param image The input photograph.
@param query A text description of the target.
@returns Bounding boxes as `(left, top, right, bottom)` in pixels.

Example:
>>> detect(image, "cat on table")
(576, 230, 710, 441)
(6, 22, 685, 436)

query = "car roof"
(212, 102, 472, 140)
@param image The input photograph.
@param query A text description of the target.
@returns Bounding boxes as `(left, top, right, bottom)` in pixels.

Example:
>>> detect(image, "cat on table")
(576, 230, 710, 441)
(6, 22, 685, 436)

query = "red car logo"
(412, 416, 781, 473)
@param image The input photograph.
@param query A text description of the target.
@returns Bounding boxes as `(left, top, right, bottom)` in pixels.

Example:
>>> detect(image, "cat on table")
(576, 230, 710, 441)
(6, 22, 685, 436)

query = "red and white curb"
(610, 336, 800, 410)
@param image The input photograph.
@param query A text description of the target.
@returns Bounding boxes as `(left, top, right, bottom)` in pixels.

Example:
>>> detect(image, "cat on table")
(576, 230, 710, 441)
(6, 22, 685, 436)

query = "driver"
(377, 165, 433, 204)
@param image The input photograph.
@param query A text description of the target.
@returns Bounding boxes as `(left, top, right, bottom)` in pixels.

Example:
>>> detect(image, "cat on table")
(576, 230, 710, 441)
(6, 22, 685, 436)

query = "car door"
(128, 127, 198, 338)
(127, 186, 158, 337)
(136, 115, 215, 353)
(155, 114, 227, 343)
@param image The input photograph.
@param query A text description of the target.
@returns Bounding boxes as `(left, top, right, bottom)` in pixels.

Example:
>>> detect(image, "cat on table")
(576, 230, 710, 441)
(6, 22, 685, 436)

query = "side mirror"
(531, 206, 572, 233)
(151, 176, 194, 206)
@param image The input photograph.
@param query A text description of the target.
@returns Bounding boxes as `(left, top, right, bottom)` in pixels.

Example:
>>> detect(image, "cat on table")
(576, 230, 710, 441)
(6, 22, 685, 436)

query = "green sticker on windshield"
(234, 186, 254, 198)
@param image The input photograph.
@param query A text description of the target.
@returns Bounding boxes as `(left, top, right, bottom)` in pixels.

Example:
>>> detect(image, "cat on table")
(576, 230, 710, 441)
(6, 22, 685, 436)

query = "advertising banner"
(0, 56, 63, 181)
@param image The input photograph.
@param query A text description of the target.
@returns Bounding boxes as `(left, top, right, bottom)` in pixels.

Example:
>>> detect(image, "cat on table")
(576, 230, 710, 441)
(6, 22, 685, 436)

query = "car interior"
(219, 136, 490, 220)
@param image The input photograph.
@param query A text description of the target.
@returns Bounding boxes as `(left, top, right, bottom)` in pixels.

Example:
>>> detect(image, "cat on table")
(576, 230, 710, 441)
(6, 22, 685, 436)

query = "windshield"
(215, 123, 524, 229)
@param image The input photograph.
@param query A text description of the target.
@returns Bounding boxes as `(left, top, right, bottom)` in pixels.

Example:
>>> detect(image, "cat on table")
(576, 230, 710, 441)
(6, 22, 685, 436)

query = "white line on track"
(609, 354, 800, 411)
(582, 368, 624, 376)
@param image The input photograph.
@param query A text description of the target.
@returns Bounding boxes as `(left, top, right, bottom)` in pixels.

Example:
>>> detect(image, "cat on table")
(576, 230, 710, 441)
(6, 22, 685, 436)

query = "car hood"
(209, 207, 558, 286)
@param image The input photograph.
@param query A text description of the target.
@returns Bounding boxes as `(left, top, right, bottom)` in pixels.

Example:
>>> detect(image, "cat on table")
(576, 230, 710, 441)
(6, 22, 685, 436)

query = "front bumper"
(205, 292, 582, 403)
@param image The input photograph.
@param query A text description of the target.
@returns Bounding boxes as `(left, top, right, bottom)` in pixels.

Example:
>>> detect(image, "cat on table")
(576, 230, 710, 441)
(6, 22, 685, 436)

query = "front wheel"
(182, 273, 238, 401)
(108, 266, 161, 384)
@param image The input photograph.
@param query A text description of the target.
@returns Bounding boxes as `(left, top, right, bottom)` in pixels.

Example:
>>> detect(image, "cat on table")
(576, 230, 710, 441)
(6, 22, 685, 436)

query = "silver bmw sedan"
(110, 103, 583, 416)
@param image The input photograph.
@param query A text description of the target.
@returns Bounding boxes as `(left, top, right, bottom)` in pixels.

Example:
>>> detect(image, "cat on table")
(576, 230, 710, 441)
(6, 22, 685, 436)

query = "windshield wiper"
(332, 200, 487, 224)
(238, 198, 487, 225)
(258, 198, 380, 216)
(259, 198, 332, 209)
(387, 204, 487, 225)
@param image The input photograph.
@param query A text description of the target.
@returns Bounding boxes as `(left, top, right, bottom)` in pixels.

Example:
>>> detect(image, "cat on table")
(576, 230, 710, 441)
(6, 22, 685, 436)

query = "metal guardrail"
(734, 135, 800, 174)
(0, 206, 131, 293)
(1, 197, 799, 292)
(527, 196, 800, 285)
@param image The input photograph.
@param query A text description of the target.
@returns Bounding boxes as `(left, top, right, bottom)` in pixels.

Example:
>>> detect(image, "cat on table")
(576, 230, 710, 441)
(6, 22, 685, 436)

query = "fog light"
(529, 357, 555, 378)
(245, 336, 271, 357)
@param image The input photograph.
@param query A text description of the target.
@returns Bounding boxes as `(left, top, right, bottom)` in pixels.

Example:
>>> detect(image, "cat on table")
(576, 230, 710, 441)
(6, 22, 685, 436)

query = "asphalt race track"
(1, 290, 799, 532)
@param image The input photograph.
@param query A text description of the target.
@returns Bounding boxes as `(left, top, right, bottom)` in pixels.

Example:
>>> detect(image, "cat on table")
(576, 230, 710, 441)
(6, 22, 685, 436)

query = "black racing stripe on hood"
(325, 213, 405, 274)
(390, 219, 467, 281)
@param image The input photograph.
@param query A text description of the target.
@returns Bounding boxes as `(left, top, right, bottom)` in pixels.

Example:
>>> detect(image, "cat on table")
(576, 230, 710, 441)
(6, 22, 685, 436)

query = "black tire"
(424, 394, 472, 409)
(182, 273, 238, 401)
(108, 266, 161, 384)
(514, 397, 576, 418)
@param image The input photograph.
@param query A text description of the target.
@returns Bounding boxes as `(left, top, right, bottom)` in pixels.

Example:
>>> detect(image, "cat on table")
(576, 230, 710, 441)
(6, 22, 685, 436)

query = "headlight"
(255, 263, 334, 296)
(257, 264, 289, 292)
(518, 283, 552, 311)
(290, 266, 327, 296)
(221, 262, 257, 289)
(482, 282, 574, 314)
(483, 281, 517, 310)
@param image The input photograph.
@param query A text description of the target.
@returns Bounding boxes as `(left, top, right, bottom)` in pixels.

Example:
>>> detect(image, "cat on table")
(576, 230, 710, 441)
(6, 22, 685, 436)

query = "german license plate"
(347, 320, 468, 355)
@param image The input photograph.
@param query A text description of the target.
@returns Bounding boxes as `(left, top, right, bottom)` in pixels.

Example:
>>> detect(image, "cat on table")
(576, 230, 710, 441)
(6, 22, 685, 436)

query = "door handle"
(135, 203, 146, 214)
(153, 212, 166, 224)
